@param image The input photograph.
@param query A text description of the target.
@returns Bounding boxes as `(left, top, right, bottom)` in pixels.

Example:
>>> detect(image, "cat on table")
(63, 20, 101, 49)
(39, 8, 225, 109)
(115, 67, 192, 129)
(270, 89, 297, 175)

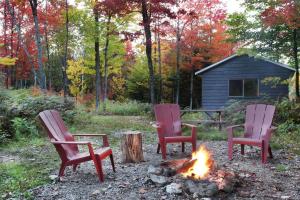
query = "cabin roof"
(195, 54, 296, 75)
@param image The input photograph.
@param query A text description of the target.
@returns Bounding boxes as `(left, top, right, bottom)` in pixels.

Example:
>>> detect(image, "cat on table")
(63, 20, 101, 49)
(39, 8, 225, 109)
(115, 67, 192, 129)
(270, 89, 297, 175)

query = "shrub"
(11, 117, 39, 139)
(0, 89, 75, 143)
(274, 98, 300, 124)
(272, 120, 300, 153)
(9, 95, 74, 119)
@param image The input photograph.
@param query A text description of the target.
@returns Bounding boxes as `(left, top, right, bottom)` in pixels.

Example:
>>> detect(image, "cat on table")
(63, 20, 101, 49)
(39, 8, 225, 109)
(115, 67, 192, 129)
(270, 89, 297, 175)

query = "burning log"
(176, 158, 197, 174)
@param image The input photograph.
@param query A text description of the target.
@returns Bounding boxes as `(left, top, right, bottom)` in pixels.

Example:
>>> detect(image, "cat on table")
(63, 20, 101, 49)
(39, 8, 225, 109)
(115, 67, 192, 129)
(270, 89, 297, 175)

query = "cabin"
(195, 54, 295, 109)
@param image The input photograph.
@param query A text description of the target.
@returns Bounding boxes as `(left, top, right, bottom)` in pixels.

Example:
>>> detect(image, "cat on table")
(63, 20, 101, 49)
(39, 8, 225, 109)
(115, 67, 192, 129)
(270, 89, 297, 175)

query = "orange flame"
(181, 145, 213, 179)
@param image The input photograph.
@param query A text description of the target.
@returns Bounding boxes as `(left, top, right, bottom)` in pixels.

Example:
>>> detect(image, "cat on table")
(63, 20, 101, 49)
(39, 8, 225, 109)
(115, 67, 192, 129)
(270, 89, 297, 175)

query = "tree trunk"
(293, 28, 299, 99)
(94, 6, 101, 111)
(141, 0, 155, 105)
(189, 67, 194, 110)
(157, 22, 162, 102)
(4, 3, 9, 89)
(175, 17, 181, 104)
(120, 131, 144, 163)
(44, 0, 51, 90)
(62, 0, 69, 98)
(4, 3, 8, 55)
(103, 15, 111, 112)
(29, 0, 46, 90)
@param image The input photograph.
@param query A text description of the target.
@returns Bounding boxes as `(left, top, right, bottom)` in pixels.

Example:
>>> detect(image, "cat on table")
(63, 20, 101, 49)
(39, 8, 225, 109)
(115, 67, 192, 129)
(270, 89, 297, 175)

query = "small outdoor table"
(120, 131, 144, 163)
(180, 109, 224, 131)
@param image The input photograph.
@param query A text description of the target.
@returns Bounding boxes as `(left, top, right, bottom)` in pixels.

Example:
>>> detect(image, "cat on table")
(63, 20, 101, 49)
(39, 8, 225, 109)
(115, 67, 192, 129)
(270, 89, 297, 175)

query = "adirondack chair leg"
(109, 154, 116, 172)
(228, 141, 233, 160)
(157, 143, 160, 154)
(59, 163, 66, 177)
(192, 140, 197, 152)
(241, 144, 245, 155)
(97, 157, 105, 182)
(261, 141, 268, 164)
(161, 143, 167, 159)
(92, 155, 104, 182)
(268, 146, 273, 158)
(182, 142, 185, 152)
(73, 164, 78, 172)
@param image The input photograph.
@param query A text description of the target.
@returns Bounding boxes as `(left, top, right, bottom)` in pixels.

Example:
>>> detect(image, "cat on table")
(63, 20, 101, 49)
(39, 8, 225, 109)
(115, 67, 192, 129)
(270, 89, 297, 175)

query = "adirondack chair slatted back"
(244, 104, 275, 139)
(154, 104, 182, 137)
(39, 110, 79, 161)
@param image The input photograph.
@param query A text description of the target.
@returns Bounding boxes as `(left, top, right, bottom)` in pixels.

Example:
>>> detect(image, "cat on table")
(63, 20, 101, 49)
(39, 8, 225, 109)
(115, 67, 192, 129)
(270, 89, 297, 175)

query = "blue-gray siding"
(200, 55, 294, 109)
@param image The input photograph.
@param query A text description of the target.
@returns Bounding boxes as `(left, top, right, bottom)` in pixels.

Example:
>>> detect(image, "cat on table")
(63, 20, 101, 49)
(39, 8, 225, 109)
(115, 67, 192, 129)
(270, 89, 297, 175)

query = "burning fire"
(181, 145, 213, 179)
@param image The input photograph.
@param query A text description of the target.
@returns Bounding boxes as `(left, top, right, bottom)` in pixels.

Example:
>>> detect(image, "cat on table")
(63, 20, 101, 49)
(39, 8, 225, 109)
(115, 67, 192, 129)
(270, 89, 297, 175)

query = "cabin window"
(229, 79, 259, 97)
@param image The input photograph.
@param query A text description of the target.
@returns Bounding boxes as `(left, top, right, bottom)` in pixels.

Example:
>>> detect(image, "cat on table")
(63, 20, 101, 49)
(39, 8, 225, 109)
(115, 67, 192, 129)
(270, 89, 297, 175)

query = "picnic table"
(180, 109, 224, 131)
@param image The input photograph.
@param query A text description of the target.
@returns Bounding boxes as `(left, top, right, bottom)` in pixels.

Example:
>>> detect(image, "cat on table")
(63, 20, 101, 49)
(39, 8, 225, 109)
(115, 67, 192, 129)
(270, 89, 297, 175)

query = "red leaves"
(261, 0, 300, 29)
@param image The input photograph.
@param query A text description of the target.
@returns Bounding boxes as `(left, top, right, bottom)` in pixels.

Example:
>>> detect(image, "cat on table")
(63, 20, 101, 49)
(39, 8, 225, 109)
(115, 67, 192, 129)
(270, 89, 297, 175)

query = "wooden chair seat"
(164, 136, 195, 143)
(69, 147, 112, 162)
(232, 138, 262, 146)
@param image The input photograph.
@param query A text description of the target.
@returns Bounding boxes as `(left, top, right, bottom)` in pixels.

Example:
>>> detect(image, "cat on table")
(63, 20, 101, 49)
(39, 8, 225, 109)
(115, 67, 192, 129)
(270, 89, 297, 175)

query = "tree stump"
(120, 131, 144, 163)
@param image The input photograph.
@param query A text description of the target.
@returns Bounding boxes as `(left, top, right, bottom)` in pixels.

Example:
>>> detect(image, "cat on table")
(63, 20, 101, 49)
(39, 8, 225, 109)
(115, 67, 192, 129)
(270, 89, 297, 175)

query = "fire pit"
(147, 145, 238, 198)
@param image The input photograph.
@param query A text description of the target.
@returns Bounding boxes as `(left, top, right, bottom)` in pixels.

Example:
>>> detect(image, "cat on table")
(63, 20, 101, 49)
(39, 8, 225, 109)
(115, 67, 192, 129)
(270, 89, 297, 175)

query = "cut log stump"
(120, 131, 144, 163)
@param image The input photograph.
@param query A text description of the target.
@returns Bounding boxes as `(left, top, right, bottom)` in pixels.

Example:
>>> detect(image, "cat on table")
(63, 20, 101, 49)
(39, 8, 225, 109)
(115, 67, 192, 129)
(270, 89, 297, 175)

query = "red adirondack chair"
(153, 104, 197, 159)
(38, 110, 115, 182)
(227, 104, 276, 163)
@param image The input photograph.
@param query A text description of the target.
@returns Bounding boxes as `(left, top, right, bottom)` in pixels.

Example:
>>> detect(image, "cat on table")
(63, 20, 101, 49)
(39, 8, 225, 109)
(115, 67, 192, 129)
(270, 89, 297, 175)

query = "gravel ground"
(31, 137, 300, 200)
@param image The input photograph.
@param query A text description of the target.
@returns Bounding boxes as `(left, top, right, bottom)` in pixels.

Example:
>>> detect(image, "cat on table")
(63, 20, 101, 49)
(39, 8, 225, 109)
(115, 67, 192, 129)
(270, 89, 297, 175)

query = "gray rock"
(166, 183, 182, 194)
(221, 178, 235, 193)
(206, 183, 218, 197)
(150, 174, 167, 185)
(49, 175, 58, 180)
(148, 165, 163, 175)
(92, 190, 101, 195)
(185, 180, 199, 194)
(185, 180, 218, 197)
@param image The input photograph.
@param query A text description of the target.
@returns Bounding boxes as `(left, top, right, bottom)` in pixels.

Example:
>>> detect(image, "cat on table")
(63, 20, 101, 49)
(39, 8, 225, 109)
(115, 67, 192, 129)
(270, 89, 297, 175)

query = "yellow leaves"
(110, 76, 126, 102)
(66, 59, 95, 97)
(0, 57, 17, 66)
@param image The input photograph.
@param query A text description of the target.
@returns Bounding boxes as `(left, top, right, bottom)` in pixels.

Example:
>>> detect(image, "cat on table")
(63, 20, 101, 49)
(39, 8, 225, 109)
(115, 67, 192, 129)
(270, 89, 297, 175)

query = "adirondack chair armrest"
(51, 140, 92, 145)
(182, 123, 196, 128)
(72, 134, 109, 147)
(50, 140, 97, 154)
(73, 134, 107, 137)
(182, 123, 197, 139)
(50, 140, 96, 145)
(226, 124, 244, 139)
(226, 124, 244, 129)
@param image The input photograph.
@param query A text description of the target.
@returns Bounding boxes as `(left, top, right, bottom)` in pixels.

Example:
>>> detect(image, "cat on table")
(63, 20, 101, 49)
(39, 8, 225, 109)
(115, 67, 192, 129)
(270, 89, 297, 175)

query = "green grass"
(70, 111, 154, 134)
(0, 137, 58, 198)
(196, 129, 227, 141)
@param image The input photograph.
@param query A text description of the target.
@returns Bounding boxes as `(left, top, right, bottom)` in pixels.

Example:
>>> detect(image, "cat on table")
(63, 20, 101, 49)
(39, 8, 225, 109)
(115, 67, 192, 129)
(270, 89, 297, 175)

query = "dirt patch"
(0, 153, 20, 163)
(30, 140, 300, 200)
